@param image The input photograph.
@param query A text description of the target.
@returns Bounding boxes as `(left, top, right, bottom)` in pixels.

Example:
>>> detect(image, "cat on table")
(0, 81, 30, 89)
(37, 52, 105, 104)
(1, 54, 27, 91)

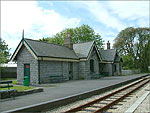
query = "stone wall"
(99, 62, 122, 76)
(40, 61, 79, 83)
(17, 46, 39, 85)
(73, 62, 79, 80)
(122, 70, 139, 75)
(100, 63, 112, 76)
(1, 67, 17, 78)
(40, 61, 66, 83)
(79, 47, 100, 79)
(113, 63, 120, 76)
(0, 88, 43, 99)
(79, 61, 90, 79)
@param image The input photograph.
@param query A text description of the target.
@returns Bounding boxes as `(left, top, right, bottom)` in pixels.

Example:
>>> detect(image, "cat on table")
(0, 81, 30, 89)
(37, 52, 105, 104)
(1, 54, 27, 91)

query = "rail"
(64, 77, 149, 113)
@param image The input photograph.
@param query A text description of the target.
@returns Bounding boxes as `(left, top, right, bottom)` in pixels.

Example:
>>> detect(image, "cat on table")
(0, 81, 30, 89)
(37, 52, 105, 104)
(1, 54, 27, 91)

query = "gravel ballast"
(45, 79, 149, 113)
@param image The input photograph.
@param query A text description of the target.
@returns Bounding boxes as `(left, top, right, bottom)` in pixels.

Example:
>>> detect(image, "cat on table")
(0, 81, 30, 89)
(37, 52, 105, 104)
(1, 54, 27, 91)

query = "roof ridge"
(24, 38, 79, 58)
(73, 40, 94, 45)
(24, 38, 74, 50)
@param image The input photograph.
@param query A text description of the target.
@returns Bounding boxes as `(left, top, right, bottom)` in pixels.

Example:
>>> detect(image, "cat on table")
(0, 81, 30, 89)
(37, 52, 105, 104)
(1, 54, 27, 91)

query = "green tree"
(122, 55, 136, 70)
(40, 24, 104, 49)
(0, 37, 11, 65)
(113, 27, 150, 72)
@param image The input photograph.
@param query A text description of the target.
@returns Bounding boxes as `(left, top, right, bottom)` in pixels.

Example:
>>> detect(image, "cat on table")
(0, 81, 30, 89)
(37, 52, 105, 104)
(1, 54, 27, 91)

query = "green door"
(24, 64, 30, 82)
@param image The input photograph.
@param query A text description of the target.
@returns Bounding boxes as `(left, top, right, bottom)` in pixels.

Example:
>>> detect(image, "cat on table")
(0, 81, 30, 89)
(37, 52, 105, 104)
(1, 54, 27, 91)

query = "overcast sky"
(1, 1, 149, 54)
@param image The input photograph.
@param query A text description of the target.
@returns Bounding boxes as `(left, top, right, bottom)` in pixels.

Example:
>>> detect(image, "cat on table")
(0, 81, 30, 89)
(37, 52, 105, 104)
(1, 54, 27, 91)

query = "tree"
(122, 55, 136, 70)
(113, 27, 150, 72)
(40, 24, 104, 49)
(0, 37, 11, 65)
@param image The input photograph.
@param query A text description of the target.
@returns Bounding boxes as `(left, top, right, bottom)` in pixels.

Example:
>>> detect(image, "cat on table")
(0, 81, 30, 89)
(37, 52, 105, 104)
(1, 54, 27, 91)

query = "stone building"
(99, 41, 122, 76)
(11, 34, 122, 85)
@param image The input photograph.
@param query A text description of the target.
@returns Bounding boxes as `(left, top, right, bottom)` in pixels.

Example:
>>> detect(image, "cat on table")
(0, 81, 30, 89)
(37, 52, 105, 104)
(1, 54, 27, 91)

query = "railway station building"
(10, 34, 122, 85)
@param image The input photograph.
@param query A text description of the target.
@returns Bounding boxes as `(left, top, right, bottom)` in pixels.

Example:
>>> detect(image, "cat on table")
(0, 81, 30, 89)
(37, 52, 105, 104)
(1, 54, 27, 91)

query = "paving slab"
(0, 74, 149, 112)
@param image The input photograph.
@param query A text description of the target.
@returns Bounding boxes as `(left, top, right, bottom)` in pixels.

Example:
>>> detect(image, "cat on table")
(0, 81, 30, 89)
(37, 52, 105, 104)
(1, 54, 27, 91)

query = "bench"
(49, 75, 67, 83)
(91, 73, 102, 79)
(100, 72, 109, 77)
(0, 80, 15, 99)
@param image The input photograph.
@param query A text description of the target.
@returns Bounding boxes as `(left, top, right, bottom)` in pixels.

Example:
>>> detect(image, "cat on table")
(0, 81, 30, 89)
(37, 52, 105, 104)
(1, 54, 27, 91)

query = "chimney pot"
(107, 41, 110, 49)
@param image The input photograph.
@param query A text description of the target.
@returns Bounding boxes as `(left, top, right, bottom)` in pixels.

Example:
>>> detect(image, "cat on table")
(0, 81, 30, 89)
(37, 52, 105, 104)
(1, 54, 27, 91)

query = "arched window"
(90, 59, 94, 72)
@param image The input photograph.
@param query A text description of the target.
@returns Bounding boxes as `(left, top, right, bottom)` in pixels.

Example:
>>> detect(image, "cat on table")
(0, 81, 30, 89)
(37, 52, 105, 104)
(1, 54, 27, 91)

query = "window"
(90, 59, 94, 72)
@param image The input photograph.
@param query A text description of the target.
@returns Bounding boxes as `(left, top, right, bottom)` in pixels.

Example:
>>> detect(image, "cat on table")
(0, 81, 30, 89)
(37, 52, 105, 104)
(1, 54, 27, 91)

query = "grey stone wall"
(100, 63, 113, 76)
(40, 61, 79, 83)
(113, 63, 120, 76)
(40, 61, 65, 83)
(79, 47, 100, 79)
(62, 62, 69, 79)
(99, 63, 122, 76)
(72, 62, 79, 80)
(17, 46, 38, 85)
(1, 67, 17, 78)
(79, 61, 90, 79)
(122, 70, 139, 75)
(90, 50, 99, 74)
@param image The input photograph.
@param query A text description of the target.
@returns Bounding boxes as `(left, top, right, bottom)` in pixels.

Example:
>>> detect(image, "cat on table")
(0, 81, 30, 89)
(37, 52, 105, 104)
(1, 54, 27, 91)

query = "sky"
(1, 1, 149, 55)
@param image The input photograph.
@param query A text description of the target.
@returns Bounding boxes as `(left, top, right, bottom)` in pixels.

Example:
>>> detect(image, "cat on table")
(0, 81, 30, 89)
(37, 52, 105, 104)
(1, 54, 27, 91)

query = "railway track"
(64, 77, 150, 113)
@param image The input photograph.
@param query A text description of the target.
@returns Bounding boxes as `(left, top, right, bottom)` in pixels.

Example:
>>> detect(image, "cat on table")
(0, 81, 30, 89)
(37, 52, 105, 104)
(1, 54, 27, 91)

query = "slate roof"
(25, 39, 95, 59)
(24, 38, 78, 59)
(73, 41, 94, 58)
(99, 49, 117, 62)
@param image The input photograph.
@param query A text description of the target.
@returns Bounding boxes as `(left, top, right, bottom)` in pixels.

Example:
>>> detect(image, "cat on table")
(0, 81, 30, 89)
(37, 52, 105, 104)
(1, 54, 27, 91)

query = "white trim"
(94, 44, 102, 61)
(87, 43, 102, 61)
(79, 59, 87, 61)
(100, 61, 113, 64)
(10, 40, 38, 61)
(10, 42, 23, 61)
(24, 42, 38, 60)
(38, 57, 79, 62)
(87, 43, 94, 60)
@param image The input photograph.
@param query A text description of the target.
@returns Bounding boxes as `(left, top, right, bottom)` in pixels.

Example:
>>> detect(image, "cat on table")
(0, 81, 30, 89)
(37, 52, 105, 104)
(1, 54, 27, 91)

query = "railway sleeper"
(64, 78, 149, 113)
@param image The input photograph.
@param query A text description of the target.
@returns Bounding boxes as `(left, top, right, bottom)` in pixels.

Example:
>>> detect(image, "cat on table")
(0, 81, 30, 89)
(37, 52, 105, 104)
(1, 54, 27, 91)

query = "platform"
(0, 73, 149, 112)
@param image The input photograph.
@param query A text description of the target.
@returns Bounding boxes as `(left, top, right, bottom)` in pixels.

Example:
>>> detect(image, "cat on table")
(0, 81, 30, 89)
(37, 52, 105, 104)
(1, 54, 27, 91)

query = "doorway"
(68, 62, 73, 80)
(24, 64, 30, 82)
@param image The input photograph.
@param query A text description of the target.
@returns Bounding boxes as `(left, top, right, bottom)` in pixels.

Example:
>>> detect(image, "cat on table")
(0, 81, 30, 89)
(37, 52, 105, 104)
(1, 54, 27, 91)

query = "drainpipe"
(112, 63, 113, 76)
(38, 60, 40, 84)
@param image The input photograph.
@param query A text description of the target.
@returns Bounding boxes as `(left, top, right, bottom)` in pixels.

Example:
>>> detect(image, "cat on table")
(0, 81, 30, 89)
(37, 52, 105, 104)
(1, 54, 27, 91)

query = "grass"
(13, 86, 34, 91)
(0, 86, 35, 91)
(0, 78, 16, 80)
(0, 79, 35, 91)
(12, 80, 17, 85)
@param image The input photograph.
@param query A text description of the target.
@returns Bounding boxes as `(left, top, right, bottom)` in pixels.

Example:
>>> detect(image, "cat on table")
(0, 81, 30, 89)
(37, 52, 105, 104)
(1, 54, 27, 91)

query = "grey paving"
(0, 74, 149, 112)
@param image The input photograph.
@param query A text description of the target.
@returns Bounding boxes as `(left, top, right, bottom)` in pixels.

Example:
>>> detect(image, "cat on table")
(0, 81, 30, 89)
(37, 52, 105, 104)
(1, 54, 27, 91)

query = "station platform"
(0, 73, 149, 112)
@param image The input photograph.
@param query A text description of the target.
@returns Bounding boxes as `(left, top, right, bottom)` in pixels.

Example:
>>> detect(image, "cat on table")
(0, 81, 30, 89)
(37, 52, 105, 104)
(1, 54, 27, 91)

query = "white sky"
(1, 1, 149, 54)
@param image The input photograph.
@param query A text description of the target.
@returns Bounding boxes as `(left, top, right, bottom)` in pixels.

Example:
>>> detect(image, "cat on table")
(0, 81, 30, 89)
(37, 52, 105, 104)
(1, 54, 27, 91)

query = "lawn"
(0, 78, 35, 91)
(0, 86, 34, 91)
(0, 78, 16, 80)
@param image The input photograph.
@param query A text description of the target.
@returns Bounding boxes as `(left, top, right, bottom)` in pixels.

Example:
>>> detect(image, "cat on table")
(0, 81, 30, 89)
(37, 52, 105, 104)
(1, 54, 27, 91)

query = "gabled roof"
(73, 41, 94, 58)
(24, 38, 78, 59)
(11, 38, 102, 62)
(99, 49, 117, 62)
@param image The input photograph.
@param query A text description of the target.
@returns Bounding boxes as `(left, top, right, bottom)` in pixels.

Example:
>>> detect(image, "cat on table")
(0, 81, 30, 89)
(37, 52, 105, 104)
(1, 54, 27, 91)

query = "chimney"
(107, 41, 110, 49)
(64, 32, 73, 49)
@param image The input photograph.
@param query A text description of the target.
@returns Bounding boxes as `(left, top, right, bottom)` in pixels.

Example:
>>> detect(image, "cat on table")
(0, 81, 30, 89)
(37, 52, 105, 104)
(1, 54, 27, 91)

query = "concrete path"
(0, 74, 148, 112)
